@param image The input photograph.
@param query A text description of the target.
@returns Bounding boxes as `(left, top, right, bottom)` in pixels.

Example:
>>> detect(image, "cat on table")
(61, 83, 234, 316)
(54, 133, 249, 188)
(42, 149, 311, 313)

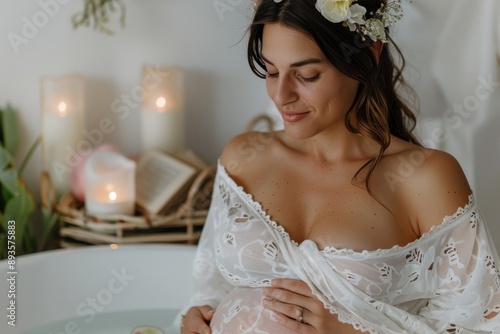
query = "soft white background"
(0, 0, 269, 201)
(1, 0, 499, 248)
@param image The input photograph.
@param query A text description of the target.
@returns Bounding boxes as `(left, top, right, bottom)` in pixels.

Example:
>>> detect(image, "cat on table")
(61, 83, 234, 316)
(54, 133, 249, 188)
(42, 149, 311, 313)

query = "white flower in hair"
(251, 0, 404, 43)
(360, 17, 386, 42)
(316, 0, 355, 23)
(346, 4, 366, 31)
(316, 0, 403, 43)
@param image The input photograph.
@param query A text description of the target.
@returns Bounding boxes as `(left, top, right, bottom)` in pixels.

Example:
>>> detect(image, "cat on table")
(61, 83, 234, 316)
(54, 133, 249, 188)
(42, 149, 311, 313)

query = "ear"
(369, 40, 384, 64)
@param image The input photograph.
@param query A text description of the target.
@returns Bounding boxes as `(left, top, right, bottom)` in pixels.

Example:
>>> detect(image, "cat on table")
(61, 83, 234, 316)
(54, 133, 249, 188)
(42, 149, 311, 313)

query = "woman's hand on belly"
(182, 305, 215, 334)
(261, 279, 359, 334)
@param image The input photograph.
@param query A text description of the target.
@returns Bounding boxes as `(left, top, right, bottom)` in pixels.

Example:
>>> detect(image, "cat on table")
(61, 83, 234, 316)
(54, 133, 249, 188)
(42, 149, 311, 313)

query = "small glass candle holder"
(141, 65, 185, 154)
(85, 151, 136, 216)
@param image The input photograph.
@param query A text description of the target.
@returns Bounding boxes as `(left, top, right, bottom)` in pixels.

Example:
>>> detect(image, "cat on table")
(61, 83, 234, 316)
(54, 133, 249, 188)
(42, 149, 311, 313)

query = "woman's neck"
(284, 127, 381, 164)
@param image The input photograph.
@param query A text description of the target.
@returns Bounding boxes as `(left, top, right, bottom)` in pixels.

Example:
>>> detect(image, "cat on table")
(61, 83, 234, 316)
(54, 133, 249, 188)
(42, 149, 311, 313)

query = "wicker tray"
(43, 165, 217, 247)
(43, 114, 274, 248)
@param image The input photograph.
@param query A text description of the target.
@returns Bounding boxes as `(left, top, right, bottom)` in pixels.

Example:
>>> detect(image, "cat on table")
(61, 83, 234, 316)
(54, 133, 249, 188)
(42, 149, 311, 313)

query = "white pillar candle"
(141, 66, 185, 154)
(41, 74, 85, 195)
(85, 151, 136, 216)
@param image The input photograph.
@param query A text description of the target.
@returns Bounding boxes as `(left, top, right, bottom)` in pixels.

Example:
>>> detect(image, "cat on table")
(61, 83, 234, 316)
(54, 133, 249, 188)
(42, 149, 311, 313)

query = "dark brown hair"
(247, 0, 421, 202)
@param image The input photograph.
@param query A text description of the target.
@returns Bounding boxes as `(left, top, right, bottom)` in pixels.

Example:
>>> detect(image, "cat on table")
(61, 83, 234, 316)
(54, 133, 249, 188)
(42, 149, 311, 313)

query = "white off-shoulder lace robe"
(176, 162, 500, 333)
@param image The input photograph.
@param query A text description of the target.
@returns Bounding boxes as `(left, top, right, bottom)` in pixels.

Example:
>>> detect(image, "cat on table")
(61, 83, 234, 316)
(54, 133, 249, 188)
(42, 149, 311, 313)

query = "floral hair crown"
(251, 0, 403, 43)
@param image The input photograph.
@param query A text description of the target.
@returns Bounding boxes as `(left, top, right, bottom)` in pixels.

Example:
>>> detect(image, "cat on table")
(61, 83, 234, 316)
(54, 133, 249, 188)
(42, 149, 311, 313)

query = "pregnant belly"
(210, 287, 297, 334)
(209, 287, 364, 334)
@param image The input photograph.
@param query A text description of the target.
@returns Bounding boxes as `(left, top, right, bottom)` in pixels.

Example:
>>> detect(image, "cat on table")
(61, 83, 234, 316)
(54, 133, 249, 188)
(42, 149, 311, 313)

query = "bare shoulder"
(389, 147, 472, 235)
(219, 131, 278, 180)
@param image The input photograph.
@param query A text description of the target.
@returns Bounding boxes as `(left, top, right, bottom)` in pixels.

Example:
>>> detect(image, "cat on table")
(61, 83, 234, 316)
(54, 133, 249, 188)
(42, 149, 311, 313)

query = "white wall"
(393, 0, 500, 248)
(0, 0, 269, 200)
(2, 0, 499, 248)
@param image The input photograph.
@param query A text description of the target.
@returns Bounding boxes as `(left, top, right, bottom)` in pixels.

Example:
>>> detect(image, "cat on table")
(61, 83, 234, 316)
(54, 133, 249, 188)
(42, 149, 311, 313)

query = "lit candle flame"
(155, 96, 167, 109)
(58, 101, 67, 116)
(108, 191, 117, 201)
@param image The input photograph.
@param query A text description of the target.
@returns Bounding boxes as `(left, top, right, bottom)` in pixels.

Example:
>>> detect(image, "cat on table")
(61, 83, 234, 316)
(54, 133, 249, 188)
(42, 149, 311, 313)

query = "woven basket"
(43, 113, 274, 248)
(42, 165, 216, 248)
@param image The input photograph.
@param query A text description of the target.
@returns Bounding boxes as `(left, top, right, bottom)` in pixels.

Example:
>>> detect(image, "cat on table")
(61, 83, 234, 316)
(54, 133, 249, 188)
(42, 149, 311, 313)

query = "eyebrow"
(261, 54, 324, 68)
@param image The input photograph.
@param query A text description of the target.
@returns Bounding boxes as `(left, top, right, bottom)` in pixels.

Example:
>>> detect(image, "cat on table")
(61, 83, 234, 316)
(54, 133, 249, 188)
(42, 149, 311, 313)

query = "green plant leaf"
(2, 183, 35, 252)
(19, 137, 41, 178)
(0, 145, 14, 170)
(22, 224, 36, 254)
(40, 207, 60, 251)
(0, 168, 19, 196)
(1, 104, 20, 156)
(1, 185, 14, 206)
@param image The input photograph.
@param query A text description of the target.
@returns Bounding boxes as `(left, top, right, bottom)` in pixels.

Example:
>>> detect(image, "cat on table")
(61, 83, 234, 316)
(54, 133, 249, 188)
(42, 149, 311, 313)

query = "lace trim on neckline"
(217, 160, 475, 258)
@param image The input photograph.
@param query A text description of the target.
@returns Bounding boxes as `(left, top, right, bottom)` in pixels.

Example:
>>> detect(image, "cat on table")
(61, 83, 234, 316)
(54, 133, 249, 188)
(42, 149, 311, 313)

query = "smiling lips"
(282, 111, 310, 123)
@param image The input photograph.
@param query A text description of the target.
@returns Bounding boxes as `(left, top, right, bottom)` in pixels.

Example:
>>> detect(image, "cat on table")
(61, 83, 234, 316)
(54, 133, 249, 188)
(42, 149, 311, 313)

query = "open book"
(136, 150, 202, 217)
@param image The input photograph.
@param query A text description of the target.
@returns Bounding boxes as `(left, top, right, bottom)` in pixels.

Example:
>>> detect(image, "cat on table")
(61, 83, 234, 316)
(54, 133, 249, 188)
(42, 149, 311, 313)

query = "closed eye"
(266, 72, 279, 78)
(298, 74, 320, 83)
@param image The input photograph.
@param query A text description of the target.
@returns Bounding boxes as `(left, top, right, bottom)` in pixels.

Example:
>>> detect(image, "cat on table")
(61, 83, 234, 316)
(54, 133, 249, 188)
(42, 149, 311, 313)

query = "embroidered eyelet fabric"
(177, 162, 500, 333)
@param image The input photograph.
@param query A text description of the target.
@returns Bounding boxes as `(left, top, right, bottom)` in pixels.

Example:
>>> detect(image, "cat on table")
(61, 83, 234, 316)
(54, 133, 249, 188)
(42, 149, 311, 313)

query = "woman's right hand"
(181, 305, 215, 334)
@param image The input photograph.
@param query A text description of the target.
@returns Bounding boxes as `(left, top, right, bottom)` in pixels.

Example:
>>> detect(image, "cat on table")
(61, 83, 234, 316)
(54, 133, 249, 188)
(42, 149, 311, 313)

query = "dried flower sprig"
(72, 0, 126, 35)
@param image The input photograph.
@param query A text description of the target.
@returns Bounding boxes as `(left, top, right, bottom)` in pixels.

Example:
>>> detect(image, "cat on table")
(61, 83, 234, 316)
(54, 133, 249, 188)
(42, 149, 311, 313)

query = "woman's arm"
(173, 170, 234, 333)
(402, 149, 500, 331)
(403, 149, 472, 236)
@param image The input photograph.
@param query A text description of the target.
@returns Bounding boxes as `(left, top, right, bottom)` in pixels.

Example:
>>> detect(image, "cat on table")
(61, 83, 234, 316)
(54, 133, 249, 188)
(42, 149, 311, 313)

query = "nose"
(271, 75, 298, 109)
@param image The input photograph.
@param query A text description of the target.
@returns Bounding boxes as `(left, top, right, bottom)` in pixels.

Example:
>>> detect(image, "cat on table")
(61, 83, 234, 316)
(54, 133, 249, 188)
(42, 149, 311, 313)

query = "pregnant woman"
(178, 0, 500, 333)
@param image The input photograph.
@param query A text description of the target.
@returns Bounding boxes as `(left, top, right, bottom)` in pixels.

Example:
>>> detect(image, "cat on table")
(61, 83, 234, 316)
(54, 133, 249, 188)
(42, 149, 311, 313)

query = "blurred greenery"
(0, 104, 59, 259)
(72, 0, 126, 35)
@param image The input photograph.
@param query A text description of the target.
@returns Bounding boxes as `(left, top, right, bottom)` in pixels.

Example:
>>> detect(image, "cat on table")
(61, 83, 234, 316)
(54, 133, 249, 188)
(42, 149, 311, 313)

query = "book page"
(136, 150, 197, 216)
